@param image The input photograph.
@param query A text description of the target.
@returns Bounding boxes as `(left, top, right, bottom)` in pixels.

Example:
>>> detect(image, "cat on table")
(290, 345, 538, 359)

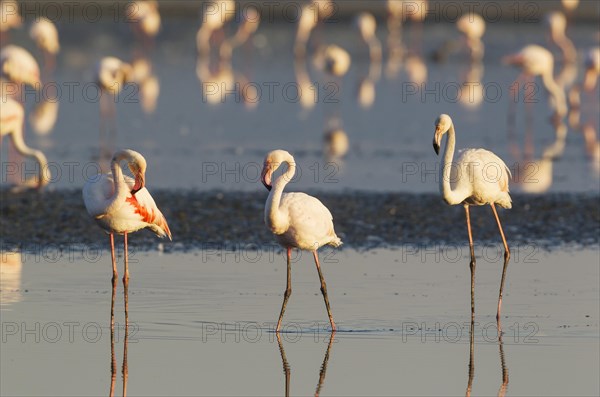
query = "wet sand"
(1, 248, 598, 396)
(1, 189, 599, 251)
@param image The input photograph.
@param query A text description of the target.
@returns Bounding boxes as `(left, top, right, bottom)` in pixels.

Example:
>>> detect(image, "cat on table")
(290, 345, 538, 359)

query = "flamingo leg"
(276, 247, 292, 333)
(109, 233, 118, 284)
(466, 319, 475, 397)
(507, 73, 526, 160)
(464, 204, 476, 319)
(276, 333, 290, 397)
(490, 203, 511, 320)
(313, 250, 336, 332)
(525, 75, 535, 159)
(122, 289, 129, 397)
(123, 232, 130, 286)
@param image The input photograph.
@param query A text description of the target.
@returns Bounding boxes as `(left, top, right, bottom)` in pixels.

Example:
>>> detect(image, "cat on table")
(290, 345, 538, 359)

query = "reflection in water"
(459, 61, 484, 109)
(466, 321, 474, 397)
(196, 0, 235, 57)
(385, 0, 404, 79)
(30, 99, 59, 135)
(498, 330, 509, 397)
(109, 279, 130, 397)
(404, 53, 427, 86)
(276, 332, 335, 397)
(0, 251, 22, 306)
(356, 12, 382, 109)
(510, 119, 568, 193)
(314, 333, 335, 397)
(546, 11, 577, 90)
(465, 320, 509, 397)
(196, 2, 259, 110)
(324, 127, 349, 161)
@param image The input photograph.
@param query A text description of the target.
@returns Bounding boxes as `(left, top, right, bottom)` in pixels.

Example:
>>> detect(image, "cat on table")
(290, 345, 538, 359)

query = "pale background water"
(2, 11, 599, 192)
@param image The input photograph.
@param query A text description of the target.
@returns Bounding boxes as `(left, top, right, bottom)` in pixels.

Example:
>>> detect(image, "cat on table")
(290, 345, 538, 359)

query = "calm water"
(2, 16, 599, 192)
(1, 248, 599, 396)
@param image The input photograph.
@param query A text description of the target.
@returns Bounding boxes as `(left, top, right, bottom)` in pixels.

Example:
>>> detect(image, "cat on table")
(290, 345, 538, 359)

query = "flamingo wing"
(125, 187, 172, 240)
(281, 192, 339, 248)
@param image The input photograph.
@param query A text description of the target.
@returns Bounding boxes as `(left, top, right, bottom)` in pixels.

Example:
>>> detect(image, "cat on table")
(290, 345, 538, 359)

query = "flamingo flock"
(0, 0, 596, 344)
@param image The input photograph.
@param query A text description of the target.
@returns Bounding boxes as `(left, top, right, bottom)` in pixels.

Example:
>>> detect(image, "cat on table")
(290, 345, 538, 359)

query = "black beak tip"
(433, 141, 440, 155)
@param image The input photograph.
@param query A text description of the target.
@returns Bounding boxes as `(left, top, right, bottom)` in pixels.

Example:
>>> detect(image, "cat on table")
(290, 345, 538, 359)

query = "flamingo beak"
(433, 127, 442, 155)
(132, 172, 145, 194)
(261, 163, 272, 191)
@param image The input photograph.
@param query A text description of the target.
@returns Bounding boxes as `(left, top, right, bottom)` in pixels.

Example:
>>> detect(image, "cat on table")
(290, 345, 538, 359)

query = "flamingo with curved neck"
(504, 44, 567, 119)
(433, 114, 512, 320)
(1, 97, 49, 189)
(261, 149, 342, 332)
(83, 149, 171, 287)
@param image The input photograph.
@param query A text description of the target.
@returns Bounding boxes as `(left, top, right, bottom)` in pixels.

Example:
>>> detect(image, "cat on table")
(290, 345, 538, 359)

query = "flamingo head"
(433, 114, 453, 155)
(261, 149, 294, 191)
(113, 149, 146, 194)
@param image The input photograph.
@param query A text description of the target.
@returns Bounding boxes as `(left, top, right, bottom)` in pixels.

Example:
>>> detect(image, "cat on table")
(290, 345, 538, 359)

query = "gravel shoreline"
(2, 189, 599, 252)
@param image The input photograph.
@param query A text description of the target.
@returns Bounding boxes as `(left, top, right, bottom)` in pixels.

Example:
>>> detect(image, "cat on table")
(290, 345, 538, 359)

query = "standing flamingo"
(504, 44, 567, 119)
(1, 97, 49, 189)
(261, 150, 342, 332)
(127, 0, 161, 49)
(95, 57, 134, 162)
(82, 149, 171, 287)
(432, 114, 512, 320)
(456, 13, 485, 62)
(0, 0, 22, 44)
(0, 45, 41, 100)
(29, 17, 60, 76)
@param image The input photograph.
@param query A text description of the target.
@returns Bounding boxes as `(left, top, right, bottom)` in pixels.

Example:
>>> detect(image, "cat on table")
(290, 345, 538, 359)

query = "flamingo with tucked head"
(261, 149, 342, 332)
(432, 114, 512, 320)
(83, 149, 171, 287)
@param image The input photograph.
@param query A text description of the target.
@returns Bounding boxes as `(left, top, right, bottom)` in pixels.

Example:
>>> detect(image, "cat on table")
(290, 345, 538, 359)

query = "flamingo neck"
(266, 159, 296, 234)
(440, 123, 468, 205)
(105, 158, 130, 213)
(541, 71, 567, 117)
(9, 126, 49, 187)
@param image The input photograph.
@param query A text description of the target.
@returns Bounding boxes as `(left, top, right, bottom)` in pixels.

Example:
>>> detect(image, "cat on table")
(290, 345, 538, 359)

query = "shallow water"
(1, 248, 598, 396)
(2, 16, 599, 193)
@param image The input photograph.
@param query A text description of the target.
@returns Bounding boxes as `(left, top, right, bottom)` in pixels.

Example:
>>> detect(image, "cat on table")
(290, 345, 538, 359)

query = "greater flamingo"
(0, 97, 49, 189)
(546, 11, 577, 89)
(0, 0, 22, 43)
(29, 17, 60, 75)
(82, 149, 171, 287)
(356, 12, 382, 109)
(261, 150, 342, 332)
(95, 57, 134, 162)
(126, 0, 161, 49)
(196, 0, 235, 57)
(324, 127, 349, 160)
(432, 114, 512, 320)
(0, 45, 41, 98)
(456, 13, 485, 62)
(504, 44, 567, 119)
